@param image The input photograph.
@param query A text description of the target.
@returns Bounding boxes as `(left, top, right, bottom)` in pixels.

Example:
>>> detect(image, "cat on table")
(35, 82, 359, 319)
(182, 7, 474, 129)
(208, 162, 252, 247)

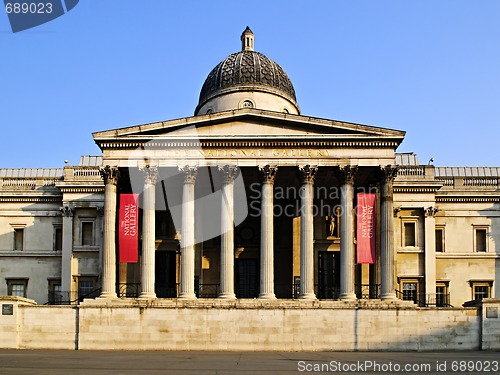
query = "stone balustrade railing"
(0, 177, 60, 190)
(436, 176, 499, 189)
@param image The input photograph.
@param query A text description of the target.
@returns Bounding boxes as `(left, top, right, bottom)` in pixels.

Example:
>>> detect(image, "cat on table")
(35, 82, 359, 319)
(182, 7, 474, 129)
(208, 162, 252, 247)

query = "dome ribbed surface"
(198, 51, 297, 108)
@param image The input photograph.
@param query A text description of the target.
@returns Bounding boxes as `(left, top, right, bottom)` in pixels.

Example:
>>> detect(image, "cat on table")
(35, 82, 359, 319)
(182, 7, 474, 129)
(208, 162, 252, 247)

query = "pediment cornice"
(93, 108, 405, 149)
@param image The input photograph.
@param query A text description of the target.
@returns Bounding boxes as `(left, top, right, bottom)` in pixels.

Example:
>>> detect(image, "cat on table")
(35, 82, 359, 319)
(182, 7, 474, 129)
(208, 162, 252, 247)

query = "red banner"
(119, 194, 139, 263)
(356, 193, 376, 264)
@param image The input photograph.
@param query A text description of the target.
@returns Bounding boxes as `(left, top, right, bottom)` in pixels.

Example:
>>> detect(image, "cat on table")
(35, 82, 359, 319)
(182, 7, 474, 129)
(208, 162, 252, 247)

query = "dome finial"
(241, 26, 254, 51)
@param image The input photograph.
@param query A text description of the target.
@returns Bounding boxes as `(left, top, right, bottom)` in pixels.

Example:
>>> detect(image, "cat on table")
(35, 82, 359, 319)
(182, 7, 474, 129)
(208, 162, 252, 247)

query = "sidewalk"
(0, 350, 498, 374)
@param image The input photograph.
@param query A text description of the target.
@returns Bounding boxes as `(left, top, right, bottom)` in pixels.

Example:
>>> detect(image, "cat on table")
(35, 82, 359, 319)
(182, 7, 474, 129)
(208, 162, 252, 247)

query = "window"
(399, 277, 423, 305)
(474, 227, 488, 252)
(435, 227, 444, 252)
(81, 221, 94, 246)
(469, 280, 493, 301)
(474, 286, 489, 300)
(404, 222, 416, 247)
(6, 279, 28, 298)
(54, 226, 63, 251)
(14, 228, 24, 250)
(77, 277, 98, 302)
(402, 282, 418, 303)
(401, 216, 419, 248)
(435, 282, 449, 307)
(48, 279, 62, 304)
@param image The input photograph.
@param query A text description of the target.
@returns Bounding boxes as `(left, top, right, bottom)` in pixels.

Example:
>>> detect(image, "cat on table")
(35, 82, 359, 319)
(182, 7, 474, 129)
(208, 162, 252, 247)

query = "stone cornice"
(394, 187, 441, 194)
(58, 187, 105, 194)
(0, 196, 61, 203)
(95, 140, 401, 149)
(436, 253, 500, 259)
(0, 250, 62, 257)
(93, 108, 406, 140)
(436, 196, 500, 203)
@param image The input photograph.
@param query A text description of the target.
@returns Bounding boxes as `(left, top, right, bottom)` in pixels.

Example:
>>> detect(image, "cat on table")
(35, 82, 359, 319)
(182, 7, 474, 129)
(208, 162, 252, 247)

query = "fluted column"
(139, 165, 157, 299)
(380, 165, 398, 300)
(99, 166, 119, 299)
(298, 165, 317, 300)
(337, 165, 358, 300)
(258, 165, 278, 299)
(219, 165, 238, 299)
(179, 166, 197, 299)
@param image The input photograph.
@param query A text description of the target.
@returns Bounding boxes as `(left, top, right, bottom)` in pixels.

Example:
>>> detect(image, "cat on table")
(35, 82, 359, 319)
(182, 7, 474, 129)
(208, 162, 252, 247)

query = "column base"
(340, 293, 357, 301)
(98, 291, 117, 299)
(178, 293, 197, 299)
(381, 292, 397, 300)
(138, 292, 157, 299)
(298, 293, 317, 300)
(218, 292, 236, 299)
(258, 293, 276, 300)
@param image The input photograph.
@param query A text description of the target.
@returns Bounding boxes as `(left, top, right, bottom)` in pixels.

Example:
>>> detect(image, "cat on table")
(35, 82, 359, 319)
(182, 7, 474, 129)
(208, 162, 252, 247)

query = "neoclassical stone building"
(1, 28, 499, 308)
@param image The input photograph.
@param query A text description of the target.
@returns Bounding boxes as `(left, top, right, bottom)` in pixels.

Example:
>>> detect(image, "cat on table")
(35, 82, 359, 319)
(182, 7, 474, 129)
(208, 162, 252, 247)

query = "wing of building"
(1, 28, 499, 309)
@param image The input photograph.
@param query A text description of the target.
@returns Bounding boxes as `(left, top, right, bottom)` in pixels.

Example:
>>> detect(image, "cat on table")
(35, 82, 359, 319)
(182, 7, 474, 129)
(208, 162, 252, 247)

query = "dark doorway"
(235, 258, 259, 298)
(318, 251, 340, 299)
(155, 251, 177, 297)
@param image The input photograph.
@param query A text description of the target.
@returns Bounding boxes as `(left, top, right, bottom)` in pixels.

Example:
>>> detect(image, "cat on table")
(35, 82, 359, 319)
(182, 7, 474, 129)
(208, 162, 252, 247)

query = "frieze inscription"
(157, 148, 332, 158)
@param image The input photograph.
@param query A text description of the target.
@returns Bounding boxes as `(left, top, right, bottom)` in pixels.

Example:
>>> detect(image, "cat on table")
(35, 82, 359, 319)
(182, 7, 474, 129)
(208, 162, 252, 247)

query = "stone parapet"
(0, 296, 496, 351)
(481, 298, 500, 350)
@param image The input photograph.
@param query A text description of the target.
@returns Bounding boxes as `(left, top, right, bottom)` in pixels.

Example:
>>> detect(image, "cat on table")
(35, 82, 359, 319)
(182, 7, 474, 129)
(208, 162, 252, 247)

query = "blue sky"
(1, 1, 499, 168)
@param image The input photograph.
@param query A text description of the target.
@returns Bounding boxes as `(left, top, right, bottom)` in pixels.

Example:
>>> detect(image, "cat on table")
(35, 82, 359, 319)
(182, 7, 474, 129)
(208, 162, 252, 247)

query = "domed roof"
(196, 27, 298, 114)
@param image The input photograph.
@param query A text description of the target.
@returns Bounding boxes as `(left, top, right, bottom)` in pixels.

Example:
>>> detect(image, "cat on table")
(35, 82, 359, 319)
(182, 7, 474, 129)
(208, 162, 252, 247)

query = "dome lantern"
(241, 26, 254, 51)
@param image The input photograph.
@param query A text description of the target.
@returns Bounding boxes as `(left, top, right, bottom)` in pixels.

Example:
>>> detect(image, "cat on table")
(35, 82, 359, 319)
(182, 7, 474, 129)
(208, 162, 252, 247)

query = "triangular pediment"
(93, 108, 405, 145)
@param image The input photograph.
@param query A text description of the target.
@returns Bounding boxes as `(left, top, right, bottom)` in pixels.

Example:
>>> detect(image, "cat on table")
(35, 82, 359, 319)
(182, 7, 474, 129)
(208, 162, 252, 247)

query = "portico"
(93, 108, 404, 301)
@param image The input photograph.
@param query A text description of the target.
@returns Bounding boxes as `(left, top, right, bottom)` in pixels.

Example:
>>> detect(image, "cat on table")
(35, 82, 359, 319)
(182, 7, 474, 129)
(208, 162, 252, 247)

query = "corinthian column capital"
(258, 165, 278, 184)
(336, 165, 358, 185)
(179, 165, 198, 184)
(219, 165, 239, 184)
(99, 165, 120, 186)
(379, 165, 398, 198)
(379, 165, 399, 183)
(425, 206, 439, 218)
(59, 205, 73, 217)
(140, 165, 158, 185)
(298, 165, 318, 184)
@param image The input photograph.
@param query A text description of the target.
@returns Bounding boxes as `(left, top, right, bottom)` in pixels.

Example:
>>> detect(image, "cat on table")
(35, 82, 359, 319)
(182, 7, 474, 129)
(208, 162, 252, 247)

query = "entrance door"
(155, 251, 177, 297)
(318, 251, 340, 299)
(235, 258, 259, 298)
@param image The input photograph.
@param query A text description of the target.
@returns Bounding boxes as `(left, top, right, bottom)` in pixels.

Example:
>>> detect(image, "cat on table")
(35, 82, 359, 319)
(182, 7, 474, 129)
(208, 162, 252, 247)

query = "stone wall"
(19, 305, 77, 350)
(1, 297, 499, 351)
